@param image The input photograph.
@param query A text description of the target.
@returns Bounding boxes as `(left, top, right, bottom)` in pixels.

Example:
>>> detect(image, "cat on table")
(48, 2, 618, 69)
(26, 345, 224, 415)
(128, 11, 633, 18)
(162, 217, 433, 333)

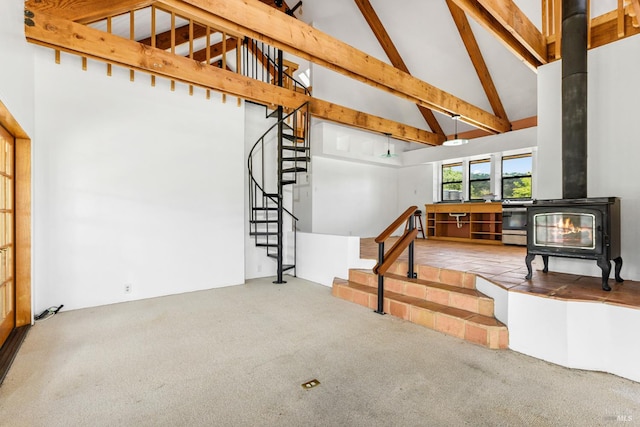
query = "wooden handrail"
(375, 206, 417, 243)
(373, 228, 419, 275)
(372, 206, 421, 314)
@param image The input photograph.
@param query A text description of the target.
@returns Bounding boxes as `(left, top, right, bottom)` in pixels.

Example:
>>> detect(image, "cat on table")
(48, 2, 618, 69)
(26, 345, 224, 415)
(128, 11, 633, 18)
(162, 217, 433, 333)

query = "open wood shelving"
(425, 202, 503, 245)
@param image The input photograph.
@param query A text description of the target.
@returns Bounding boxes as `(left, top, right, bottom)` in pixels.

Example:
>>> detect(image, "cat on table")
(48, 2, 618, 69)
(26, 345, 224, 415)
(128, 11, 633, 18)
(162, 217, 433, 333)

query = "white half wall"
(297, 232, 375, 287)
(537, 35, 640, 281)
(33, 51, 246, 312)
(478, 277, 640, 383)
(507, 291, 640, 383)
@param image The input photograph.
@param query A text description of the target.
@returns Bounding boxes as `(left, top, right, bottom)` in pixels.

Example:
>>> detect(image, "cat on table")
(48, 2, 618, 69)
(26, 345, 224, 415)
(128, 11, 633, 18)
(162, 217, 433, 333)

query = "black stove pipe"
(562, 0, 588, 199)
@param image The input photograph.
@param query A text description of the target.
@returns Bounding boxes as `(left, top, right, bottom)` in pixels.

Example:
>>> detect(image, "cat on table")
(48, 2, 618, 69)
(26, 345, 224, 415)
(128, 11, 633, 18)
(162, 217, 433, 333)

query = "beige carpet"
(0, 277, 638, 426)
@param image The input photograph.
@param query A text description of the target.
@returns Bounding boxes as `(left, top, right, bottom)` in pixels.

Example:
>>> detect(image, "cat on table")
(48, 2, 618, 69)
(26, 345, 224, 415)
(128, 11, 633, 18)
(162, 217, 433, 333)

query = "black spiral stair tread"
(282, 145, 308, 152)
(283, 134, 305, 142)
(282, 167, 307, 173)
(282, 156, 311, 162)
(256, 243, 278, 248)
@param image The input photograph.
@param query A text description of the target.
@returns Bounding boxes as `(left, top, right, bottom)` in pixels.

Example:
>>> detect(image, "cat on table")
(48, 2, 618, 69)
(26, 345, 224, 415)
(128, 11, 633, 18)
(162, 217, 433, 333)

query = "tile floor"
(360, 237, 640, 310)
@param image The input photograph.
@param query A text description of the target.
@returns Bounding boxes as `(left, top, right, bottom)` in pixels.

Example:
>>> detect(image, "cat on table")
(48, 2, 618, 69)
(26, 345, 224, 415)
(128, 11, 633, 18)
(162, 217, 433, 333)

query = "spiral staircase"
(247, 48, 310, 283)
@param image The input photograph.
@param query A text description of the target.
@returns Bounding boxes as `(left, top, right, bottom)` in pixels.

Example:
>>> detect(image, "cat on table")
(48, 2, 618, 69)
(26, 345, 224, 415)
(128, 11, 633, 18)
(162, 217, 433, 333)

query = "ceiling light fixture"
(380, 133, 398, 158)
(443, 114, 469, 146)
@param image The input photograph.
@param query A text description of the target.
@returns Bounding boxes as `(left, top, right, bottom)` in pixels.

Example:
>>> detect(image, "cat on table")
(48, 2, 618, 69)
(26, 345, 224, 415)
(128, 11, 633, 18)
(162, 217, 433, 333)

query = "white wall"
(0, 2, 35, 135)
(244, 102, 279, 279)
(33, 52, 246, 312)
(537, 35, 640, 280)
(312, 156, 399, 237)
(398, 164, 433, 213)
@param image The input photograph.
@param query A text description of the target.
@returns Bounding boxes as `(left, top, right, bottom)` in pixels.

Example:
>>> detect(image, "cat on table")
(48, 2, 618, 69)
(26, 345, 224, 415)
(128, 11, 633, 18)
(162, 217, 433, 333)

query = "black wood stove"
(525, 198, 622, 291)
(524, 1, 624, 292)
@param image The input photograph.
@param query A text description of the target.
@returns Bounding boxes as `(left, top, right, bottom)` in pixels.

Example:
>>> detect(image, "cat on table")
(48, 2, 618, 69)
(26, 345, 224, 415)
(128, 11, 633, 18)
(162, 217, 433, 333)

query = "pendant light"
(380, 133, 398, 158)
(443, 114, 469, 146)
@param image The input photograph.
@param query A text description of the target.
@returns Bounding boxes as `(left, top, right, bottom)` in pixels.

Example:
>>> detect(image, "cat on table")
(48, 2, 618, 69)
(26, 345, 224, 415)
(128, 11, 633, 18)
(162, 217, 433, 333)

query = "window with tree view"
(442, 163, 463, 201)
(469, 159, 491, 200)
(502, 154, 532, 199)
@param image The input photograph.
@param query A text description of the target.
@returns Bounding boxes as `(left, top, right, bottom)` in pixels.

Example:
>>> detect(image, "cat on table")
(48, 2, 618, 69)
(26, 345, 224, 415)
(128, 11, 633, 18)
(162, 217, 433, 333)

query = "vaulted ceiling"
(23, 0, 640, 146)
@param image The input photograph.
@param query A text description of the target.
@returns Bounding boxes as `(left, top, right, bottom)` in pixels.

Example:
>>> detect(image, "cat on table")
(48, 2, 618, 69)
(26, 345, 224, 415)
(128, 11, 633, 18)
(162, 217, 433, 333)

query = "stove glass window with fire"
(533, 212, 595, 250)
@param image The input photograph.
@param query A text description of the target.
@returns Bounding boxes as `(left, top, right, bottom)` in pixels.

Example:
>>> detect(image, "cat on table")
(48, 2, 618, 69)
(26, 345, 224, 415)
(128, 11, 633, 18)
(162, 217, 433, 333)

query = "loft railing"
(372, 206, 419, 314)
(542, 0, 640, 61)
(241, 37, 310, 96)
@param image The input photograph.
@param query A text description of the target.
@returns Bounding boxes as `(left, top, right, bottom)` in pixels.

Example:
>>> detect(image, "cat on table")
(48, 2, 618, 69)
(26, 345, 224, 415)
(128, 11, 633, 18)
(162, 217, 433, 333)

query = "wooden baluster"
(237, 37, 242, 106)
(221, 32, 227, 103)
(206, 27, 211, 99)
(170, 12, 176, 91)
(151, 6, 156, 87)
(107, 16, 112, 76)
(554, 0, 562, 59)
(129, 11, 135, 82)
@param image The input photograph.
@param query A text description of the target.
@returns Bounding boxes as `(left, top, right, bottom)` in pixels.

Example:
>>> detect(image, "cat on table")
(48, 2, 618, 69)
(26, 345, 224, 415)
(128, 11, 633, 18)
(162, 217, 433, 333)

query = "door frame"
(0, 100, 31, 327)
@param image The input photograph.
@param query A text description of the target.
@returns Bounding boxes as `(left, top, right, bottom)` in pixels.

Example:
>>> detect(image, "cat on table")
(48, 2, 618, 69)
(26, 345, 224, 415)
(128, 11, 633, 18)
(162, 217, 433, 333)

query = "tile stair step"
(332, 278, 508, 350)
(350, 260, 477, 290)
(347, 269, 493, 316)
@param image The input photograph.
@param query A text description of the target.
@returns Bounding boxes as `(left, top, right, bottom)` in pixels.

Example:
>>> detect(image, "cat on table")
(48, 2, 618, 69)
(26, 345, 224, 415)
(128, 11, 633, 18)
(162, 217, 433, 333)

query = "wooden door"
(0, 125, 14, 346)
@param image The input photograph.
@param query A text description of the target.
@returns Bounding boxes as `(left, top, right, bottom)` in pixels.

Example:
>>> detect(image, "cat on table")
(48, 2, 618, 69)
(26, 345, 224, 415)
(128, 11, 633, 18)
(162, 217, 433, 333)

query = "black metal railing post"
(274, 48, 285, 284)
(375, 242, 385, 314)
(408, 215, 416, 279)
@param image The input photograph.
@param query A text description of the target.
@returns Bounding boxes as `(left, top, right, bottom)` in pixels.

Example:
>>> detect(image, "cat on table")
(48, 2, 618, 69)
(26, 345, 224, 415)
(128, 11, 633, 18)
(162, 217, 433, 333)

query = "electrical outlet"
(124, 283, 132, 294)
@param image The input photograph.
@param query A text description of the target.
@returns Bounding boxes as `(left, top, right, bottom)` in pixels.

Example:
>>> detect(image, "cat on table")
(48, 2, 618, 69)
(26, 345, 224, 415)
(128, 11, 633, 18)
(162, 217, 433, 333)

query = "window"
(469, 159, 491, 200)
(502, 154, 532, 199)
(442, 162, 463, 201)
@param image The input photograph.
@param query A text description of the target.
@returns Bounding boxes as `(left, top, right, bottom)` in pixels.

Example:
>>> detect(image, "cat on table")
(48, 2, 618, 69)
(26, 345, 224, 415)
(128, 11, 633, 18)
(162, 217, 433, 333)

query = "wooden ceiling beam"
(25, 0, 155, 24)
(23, 9, 441, 146)
(156, 0, 509, 133)
(476, 0, 547, 64)
(449, 0, 542, 71)
(310, 100, 443, 146)
(257, 0, 290, 15)
(446, 0, 508, 122)
(24, 9, 304, 107)
(454, 115, 536, 140)
(354, 0, 445, 141)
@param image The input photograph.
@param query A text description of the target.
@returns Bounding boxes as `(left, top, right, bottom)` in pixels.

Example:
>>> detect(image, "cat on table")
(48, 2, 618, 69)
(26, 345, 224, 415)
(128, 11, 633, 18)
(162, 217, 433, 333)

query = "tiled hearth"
(359, 238, 640, 309)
